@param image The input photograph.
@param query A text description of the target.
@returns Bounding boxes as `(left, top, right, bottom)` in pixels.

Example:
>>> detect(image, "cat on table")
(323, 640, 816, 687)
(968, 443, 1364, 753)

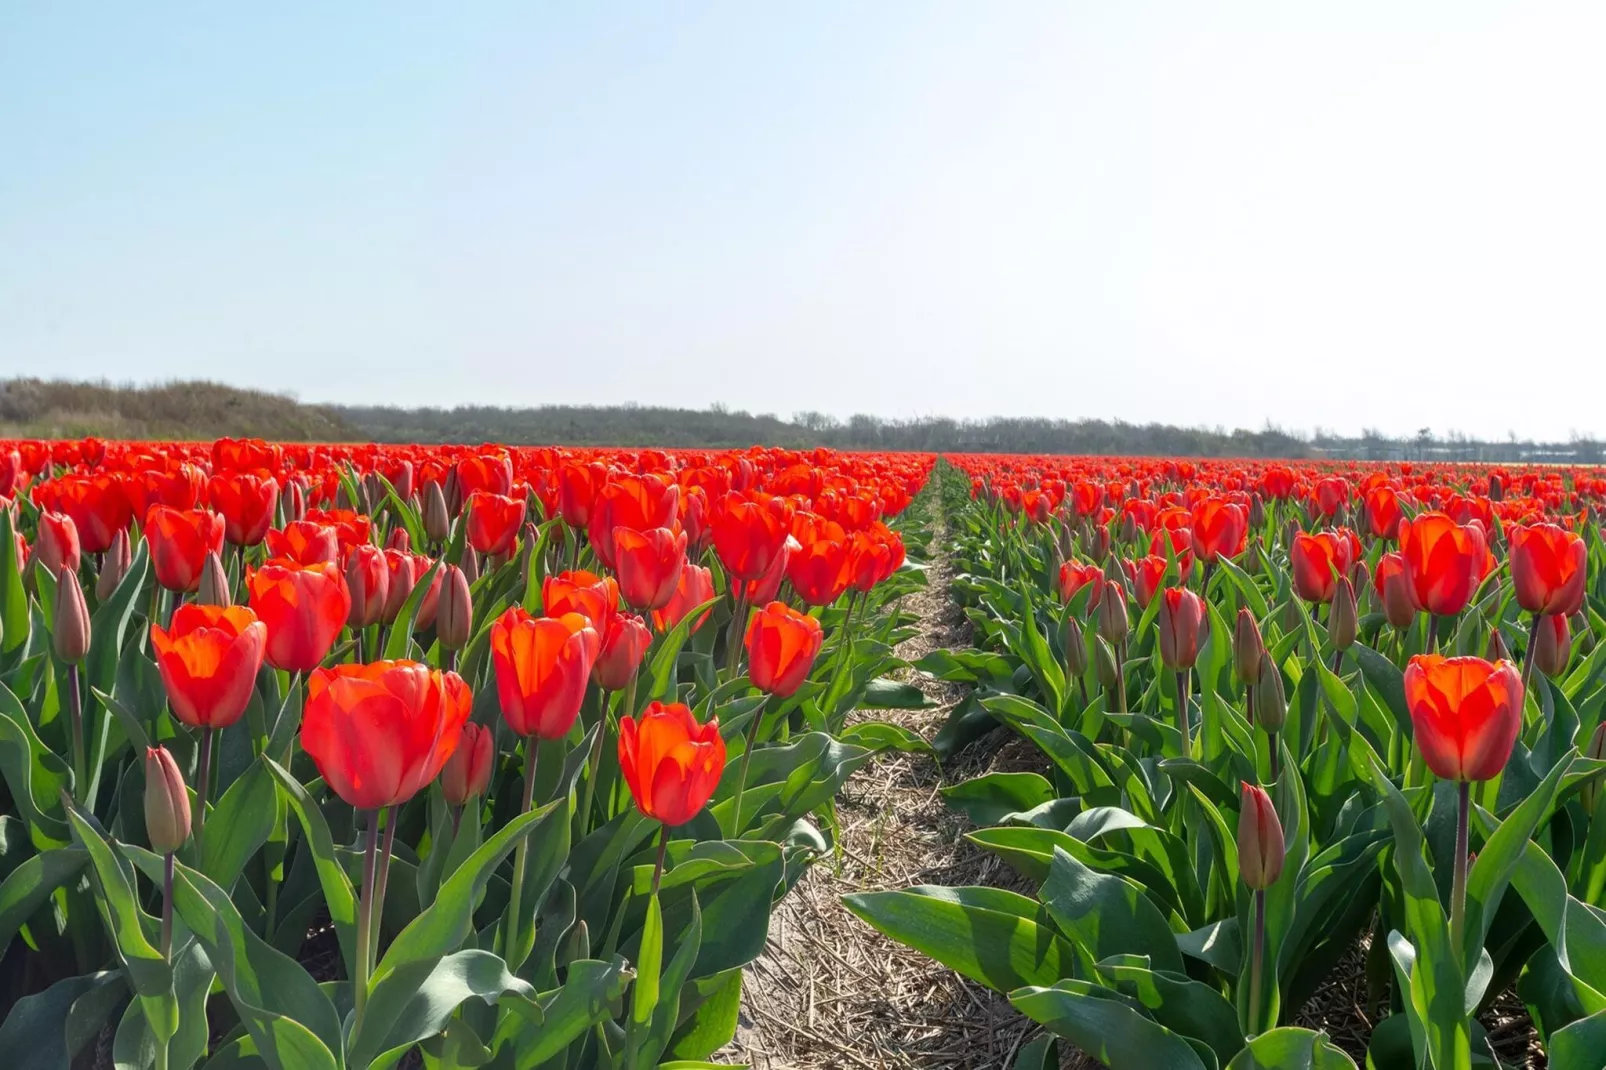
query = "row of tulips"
(849, 456, 1606, 1070)
(0, 438, 935, 1069)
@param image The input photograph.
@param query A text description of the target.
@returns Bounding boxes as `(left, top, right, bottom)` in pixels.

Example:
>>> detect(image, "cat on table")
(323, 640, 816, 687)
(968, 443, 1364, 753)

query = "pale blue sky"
(4, 3, 1604, 439)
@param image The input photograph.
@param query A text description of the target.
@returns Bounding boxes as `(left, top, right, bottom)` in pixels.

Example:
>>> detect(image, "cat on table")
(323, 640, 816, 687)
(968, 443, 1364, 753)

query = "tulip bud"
(1485, 628, 1511, 664)
(440, 722, 493, 806)
(1237, 782, 1285, 890)
(1091, 525, 1111, 564)
(1118, 514, 1138, 544)
(1575, 610, 1597, 659)
(436, 565, 473, 650)
(144, 746, 191, 854)
(1094, 635, 1120, 694)
(444, 469, 463, 517)
(1255, 650, 1286, 732)
(518, 522, 541, 589)
(345, 544, 390, 629)
(54, 568, 91, 665)
(96, 529, 132, 602)
(197, 551, 232, 608)
(1248, 494, 1265, 529)
(1488, 474, 1504, 501)
(1158, 588, 1203, 671)
(1098, 582, 1129, 647)
(1281, 519, 1298, 554)
(594, 613, 652, 691)
(1243, 535, 1262, 573)
(1328, 576, 1357, 653)
(460, 545, 481, 585)
(1381, 568, 1418, 631)
(424, 482, 451, 544)
(386, 526, 411, 552)
(1234, 608, 1263, 687)
(363, 473, 386, 515)
(1280, 596, 1305, 636)
(283, 479, 306, 523)
(1534, 614, 1572, 679)
(1062, 616, 1087, 677)
(1583, 723, 1606, 815)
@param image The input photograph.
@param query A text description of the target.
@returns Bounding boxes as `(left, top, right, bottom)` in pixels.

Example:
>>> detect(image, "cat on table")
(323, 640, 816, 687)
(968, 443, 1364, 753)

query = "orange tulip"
(440, 721, 494, 805)
(208, 472, 279, 547)
(594, 612, 652, 691)
(247, 559, 352, 672)
(1290, 530, 1353, 604)
(465, 491, 526, 556)
(301, 660, 471, 810)
(150, 605, 267, 729)
(711, 492, 793, 582)
(1403, 654, 1523, 782)
(1190, 499, 1247, 564)
(146, 506, 227, 593)
(265, 520, 341, 566)
(787, 535, 853, 607)
(618, 701, 725, 826)
(1509, 523, 1587, 617)
(652, 564, 715, 634)
(744, 601, 825, 697)
(1399, 512, 1488, 617)
(543, 569, 619, 630)
(1374, 551, 1420, 629)
(613, 525, 688, 611)
(489, 608, 600, 739)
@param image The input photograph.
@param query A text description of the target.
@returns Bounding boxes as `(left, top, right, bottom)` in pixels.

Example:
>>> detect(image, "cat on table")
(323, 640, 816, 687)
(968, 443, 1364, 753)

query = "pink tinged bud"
(96, 529, 132, 602)
(1485, 628, 1511, 664)
(1157, 587, 1203, 671)
(54, 568, 91, 665)
(436, 565, 473, 651)
(1329, 576, 1358, 653)
(594, 613, 652, 691)
(1234, 608, 1263, 686)
(423, 482, 451, 544)
(197, 551, 232, 608)
(386, 526, 411, 552)
(344, 545, 390, 628)
(1237, 782, 1285, 890)
(1534, 614, 1572, 679)
(440, 723, 493, 806)
(1098, 582, 1129, 646)
(1255, 650, 1286, 732)
(144, 746, 192, 854)
(1062, 616, 1087, 677)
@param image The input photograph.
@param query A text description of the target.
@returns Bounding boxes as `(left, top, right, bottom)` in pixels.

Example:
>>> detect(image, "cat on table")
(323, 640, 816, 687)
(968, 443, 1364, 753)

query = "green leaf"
(644, 597, 720, 703)
(941, 772, 1057, 827)
(64, 805, 171, 1000)
(1009, 980, 1213, 1070)
(1215, 555, 1269, 622)
(112, 938, 215, 1070)
(0, 845, 87, 949)
(357, 951, 536, 1069)
(1095, 955, 1244, 1065)
(0, 507, 29, 655)
(1462, 755, 1570, 965)
(632, 892, 665, 1029)
(0, 969, 127, 1069)
(1222, 1027, 1357, 1069)
(1551, 1009, 1606, 1070)
(837, 719, 933, 755)
(265, 757, 357, 981)
(668, 968, 743, 1060)
(0, 679, 72, 847)
(858, 677, 937, 710)
(1039, 847, 1183, 973)
(490, 957, 634, 1069)
(1350, 644, 1410, 742)
(201, 756, 278, 889)
(843, 884, 1076, 994)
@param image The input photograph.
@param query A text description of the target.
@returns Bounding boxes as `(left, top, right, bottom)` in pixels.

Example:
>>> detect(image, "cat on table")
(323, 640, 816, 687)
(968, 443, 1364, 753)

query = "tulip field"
(2, 440, 1606, 1070)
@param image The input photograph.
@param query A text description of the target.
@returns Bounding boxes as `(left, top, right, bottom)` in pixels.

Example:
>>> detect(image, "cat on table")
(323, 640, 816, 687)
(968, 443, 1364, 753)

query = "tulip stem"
(1521, 613, 1540, 695)
(1175, 670, 1191, 756)
(1249, 887, 1266, 1035)
(1451, 780, 1470, 958)
(370, 806, 397, 961)
(66, 664, 86, 804)
(651, 822, 670, 896)
(354, 809, 378, 1032)
(160, 850, 175, 961)
(503, 739, 538, 968)
(729, 697, 770, 838)
(1246, 683, 1256, 729)
(1269, 730, 1281, 783)
(725, 593, 750, 677)
(194, 726, 214, 854)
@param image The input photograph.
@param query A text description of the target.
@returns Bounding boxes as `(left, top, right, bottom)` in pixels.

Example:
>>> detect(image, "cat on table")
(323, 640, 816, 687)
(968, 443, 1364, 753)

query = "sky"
(3, 2, 1605, 440)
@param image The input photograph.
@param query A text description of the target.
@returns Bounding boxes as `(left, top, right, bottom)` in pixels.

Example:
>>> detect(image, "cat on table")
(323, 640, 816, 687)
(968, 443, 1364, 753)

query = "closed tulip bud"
(1328, 576, 1358, 653)
(144, 746, 191, 854)
(1583, 722, 1606, 814)
(594, 612, 652, 691)
(436, 565, 473, 650)
(197, 551, 232, 608)
(440, 722, 493, 806)
(345, 544, 390, 629)
(1255, 650, 1286, 732)
(1488, 474, 1504, 501)
(1243, 536, 1262, 573)
(54, 568, 91, 665)
(1485, 628, 1511, 664)
(1573, 611, 1596, 659)
(363, 473, 385, 515)
(386, 526, 411, 552)
(1534, 614, 1572, 679)
(424, 482, 451, 544)
(283, 479, 306, 523)
(1062, 616, 1087, 676)
(1091, 525, 1111, 564)
(444, 469, 463, 517)
(1234, 608, 1263, 687)
(1237, 782, 1285, 890)
(562, 919, 591, 964)
(1281, 519, 1298, 554)
(33, 510, 81, 583)
(1158, 588, 1203, 671)
(1098, 582, 1129, 646)
(1094, 635, 1121, 693)
(96, 528, 131, 602)
(1280, 596, 1305, 635)
(460, 544, 480, 585)
(1248, 494, 1266, 529)
(1119, 514, 1138, 544)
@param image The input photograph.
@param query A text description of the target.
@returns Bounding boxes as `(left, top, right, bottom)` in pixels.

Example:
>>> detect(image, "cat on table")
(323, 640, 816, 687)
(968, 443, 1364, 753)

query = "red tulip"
(543, 570, 619, 630)
(1058, 561, 1105, 609)
(618, 701, 725, 826)
(1399, 512, 1488, 617)
(1403, 654, 1523, 782)
(711, 492, 792, 582)
(1190, 499, 1247, 563)
(489, 608, 600, 739)
(1364, 486, 1406, 541)
(456, 453, 514, 498)
(1290, 530, 1353, 604)
(1509, 523, 1587, 617)
(848, 523, 904, 593)
(247, 560, 352, 673)
(744, 601, 825, 697)
(265, 521, 341, 566)
(1126, 555, 1168, 610)
(741, 535, 796, 604)
(558, 461, 604, 529)
(1374, 551, 1420, 629)
(145, 506, 227, 593)
(594, 612, 652, 691)
(208, 472, 279, 548)
(589, 475, 680, 570)
(301, 660, 471, 810)
(787, 536, 853, 607)
(344, 544, 390, 628)
(614, 526, 688, 611)
(440, 721, 494, 805)
(652, 564, 715, 634)
(41, 474, 131, 555)
(1149, 526, 1195, 576)
(150, 605, 268, 729)
(1313, 477, 1351, 519)
(32, 510, 80, 581)
(465, 491, 526, 557)
(1157, 587, 1204, 671)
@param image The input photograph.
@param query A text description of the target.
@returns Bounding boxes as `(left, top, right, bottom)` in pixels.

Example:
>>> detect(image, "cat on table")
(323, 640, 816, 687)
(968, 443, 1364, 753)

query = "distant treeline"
(4, 379, 1601, 463)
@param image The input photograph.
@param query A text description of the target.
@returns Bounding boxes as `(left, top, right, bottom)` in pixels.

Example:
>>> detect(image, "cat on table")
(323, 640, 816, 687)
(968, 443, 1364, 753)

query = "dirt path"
(723, 494, 1059, 1070)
